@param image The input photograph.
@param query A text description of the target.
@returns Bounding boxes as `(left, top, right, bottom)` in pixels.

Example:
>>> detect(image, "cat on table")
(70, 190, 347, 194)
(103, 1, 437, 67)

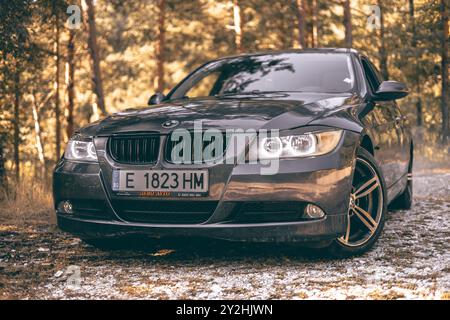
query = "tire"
(326, 147, 388, 258)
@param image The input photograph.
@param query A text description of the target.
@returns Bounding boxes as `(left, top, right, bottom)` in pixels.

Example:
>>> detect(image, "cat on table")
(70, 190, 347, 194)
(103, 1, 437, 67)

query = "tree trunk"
(83, 0, 107, 116)
(295, 0, 306, 49)
(0, 133, 5, 189)
(13, 65, 20, 181)
(66, 28, 75, 139)
(409, 0, 422, 126)
(156, 0, 166, 92)
(416, 96, 423, 126)
(441, 0, 449, 141)
(377, 0, 389, 80)
(343, 0, 352, 48)
(312, 0, 319, 47)
(409, 0, 417, 48)
(305, 0, 313, 47)
(54, 7, 61, 160)
(233, 0, 244, 53)
(31, 93, 46, 176)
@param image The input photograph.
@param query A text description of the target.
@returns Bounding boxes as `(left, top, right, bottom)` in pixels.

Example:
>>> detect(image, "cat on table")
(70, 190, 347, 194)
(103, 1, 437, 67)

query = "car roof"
(212, 48, 360, 62)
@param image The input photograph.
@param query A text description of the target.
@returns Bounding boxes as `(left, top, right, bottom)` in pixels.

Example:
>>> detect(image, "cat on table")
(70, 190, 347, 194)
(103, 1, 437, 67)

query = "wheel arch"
(360, 134, 374, 156)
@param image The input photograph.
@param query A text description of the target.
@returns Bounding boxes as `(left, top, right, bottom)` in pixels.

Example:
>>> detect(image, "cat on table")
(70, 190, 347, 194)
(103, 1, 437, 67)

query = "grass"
(442, 292, 450, 300)
(412, 129, 450, 172)
(0, 177, 54, 225)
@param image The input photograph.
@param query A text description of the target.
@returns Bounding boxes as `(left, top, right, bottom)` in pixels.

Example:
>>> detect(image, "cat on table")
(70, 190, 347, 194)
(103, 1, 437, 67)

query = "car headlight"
(64, 135, 98, 162)
(256, 130, 343, 160)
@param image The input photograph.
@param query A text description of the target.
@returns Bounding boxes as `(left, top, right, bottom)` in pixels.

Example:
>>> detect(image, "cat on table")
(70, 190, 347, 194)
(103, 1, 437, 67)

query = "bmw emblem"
(162, 120, 179, 128)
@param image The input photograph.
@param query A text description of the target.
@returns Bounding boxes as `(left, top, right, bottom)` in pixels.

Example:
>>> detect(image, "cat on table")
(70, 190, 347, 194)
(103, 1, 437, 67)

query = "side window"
(367, 60, 384, 83)
(185, 71, 221, 98)
(361, 58, 381, 93)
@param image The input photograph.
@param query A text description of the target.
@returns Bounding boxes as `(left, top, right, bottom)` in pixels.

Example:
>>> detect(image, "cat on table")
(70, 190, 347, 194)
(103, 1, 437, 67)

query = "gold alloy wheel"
(338, 157, 384, 247)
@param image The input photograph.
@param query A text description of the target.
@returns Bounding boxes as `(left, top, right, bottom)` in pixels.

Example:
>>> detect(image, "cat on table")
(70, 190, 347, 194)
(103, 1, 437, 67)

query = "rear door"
(390, 103, 410, 176)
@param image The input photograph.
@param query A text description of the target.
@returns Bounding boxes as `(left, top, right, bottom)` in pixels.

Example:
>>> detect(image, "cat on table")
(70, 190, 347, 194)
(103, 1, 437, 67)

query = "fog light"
(60, 201, 74, 214)
(304, 204, 325, 219)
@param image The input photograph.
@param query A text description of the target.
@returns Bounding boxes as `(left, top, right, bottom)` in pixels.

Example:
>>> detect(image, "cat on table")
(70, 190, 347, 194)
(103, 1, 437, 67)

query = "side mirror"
(374, 81, 409, 101)
(148, 92, 165, 105)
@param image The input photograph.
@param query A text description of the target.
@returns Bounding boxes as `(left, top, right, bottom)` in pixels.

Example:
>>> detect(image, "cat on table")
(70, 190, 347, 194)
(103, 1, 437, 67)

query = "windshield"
(168, 53, 355, 100)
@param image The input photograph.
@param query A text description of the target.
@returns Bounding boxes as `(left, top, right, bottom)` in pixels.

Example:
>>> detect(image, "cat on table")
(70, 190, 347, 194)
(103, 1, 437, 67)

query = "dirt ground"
(0, 172, 449, 300)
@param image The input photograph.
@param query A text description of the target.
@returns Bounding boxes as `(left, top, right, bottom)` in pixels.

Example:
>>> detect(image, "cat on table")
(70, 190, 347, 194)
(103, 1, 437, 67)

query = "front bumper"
(57, 213, 346, 242)
(53, 130, 359, 243)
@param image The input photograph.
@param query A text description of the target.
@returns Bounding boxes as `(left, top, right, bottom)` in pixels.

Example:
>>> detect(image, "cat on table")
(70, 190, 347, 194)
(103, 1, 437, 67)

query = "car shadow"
(82, 235, 337, 263)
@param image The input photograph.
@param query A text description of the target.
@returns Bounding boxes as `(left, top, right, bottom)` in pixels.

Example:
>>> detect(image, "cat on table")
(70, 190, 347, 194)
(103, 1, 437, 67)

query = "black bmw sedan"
(53, 48, 412, 257)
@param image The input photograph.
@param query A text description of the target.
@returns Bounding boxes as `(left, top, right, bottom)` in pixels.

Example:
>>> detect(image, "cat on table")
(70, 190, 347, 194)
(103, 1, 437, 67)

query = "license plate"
(112, 170, 209, 197)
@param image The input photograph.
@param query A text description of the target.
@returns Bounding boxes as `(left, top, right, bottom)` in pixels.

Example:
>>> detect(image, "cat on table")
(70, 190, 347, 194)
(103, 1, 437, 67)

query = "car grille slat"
(143, 137, 147, 162)
(165, 131, 228, 163)
(113, 200, 218, 224)
(108, 134, 160, 164)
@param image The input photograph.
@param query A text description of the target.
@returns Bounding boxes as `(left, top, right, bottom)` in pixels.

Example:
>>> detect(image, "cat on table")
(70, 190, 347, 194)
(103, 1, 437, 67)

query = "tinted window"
(361, 57, 383, 92)
(367, 60, 384, 83)
(169, 53, 355, 99)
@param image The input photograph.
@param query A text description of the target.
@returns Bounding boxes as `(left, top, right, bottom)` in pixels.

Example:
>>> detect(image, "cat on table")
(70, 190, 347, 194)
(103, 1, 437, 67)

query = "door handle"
(394, 116, 402, 126)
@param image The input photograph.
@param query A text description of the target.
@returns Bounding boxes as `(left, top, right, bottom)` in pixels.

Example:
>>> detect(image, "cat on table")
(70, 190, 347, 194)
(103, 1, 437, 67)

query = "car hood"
(79, 92, 361, 136)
